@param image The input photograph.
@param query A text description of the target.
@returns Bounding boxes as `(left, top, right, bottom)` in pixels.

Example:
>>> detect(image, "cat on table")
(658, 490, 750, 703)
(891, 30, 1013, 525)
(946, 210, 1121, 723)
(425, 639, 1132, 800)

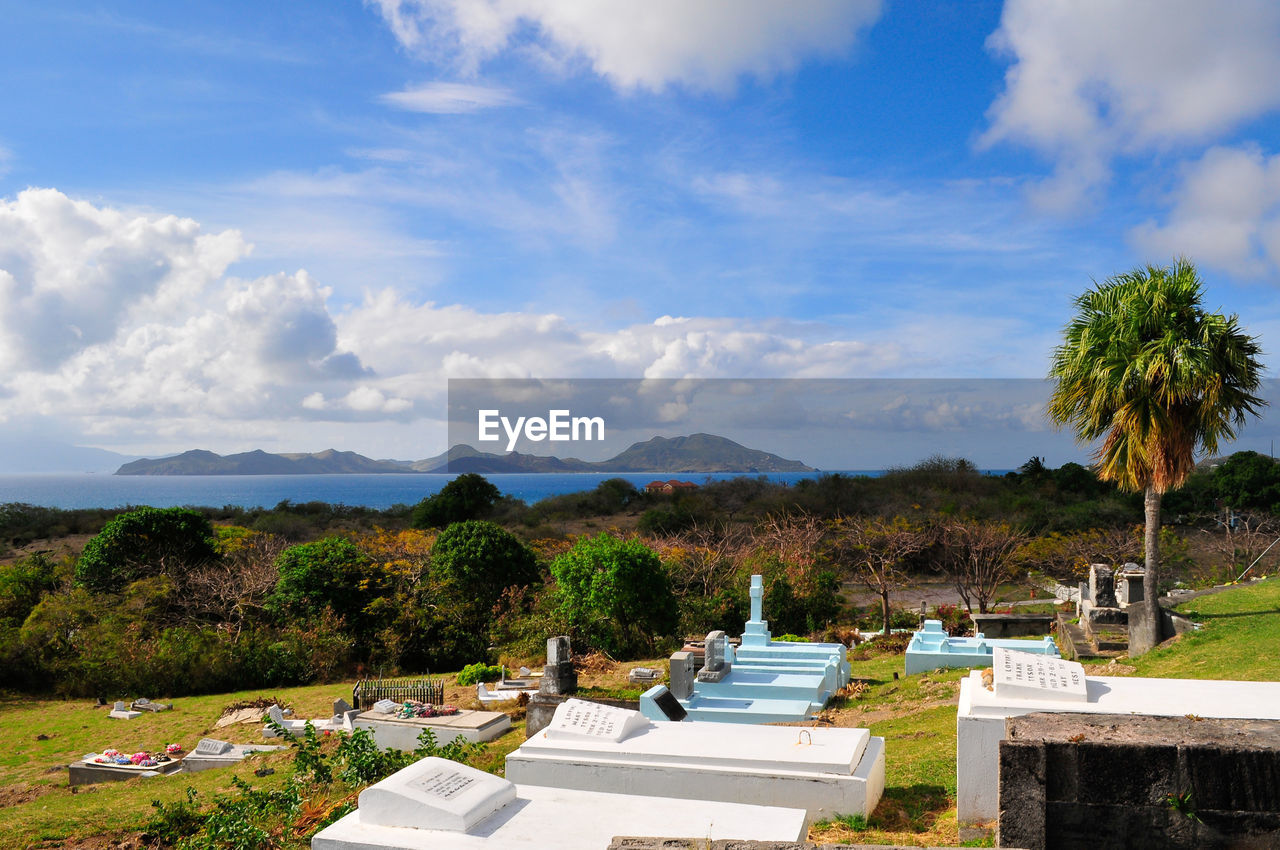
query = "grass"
(1125, 575, 1280, 681)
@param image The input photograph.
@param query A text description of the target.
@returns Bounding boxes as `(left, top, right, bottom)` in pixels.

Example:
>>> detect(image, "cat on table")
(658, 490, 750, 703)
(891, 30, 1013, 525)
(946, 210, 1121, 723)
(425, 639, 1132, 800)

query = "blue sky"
(2, 0, 1279, 464)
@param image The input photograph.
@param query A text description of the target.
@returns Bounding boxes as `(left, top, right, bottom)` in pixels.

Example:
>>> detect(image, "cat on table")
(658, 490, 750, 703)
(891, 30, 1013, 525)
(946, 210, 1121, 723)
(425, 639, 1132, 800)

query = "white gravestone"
(372, 699, 399, 714)
(358, 756, 516, 833)
(195, 738, 235, 756)
(545, 699, 649, 743)
(993, 647, 1086, 703)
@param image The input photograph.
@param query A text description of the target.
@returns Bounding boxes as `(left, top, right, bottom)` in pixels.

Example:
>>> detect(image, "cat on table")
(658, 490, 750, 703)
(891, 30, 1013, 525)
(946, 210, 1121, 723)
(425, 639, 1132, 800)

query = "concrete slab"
(70, 754, 184, 785)
(312, 757, 807, 850)
(353, 709, 512, 749)
(506, 698, 885, 820)
(182, 738, 286, 773)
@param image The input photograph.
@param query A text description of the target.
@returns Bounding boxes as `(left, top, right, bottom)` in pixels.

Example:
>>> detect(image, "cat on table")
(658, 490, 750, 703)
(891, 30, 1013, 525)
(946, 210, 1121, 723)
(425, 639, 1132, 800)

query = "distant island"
(114, 434, 814, 475)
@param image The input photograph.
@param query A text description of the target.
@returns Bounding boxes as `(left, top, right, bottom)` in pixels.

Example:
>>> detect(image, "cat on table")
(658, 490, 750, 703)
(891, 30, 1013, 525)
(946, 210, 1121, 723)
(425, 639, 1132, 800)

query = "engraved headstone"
(547, 635, 571, 665)
(992, 647, 1087, 703)
(372, 699, 399, 714)
(541, 635, 578, 695)
(195, 738, 234, 756)
(1089, 564, 1118, 608)
(267, 704, 287, 724)
(697, 630, 732, 683)
(333, 698, 352, 717)
(545, 698, 649, 743)
(669, 650, 696, 700)
(358, 756, 517, 833)
(113, 701, 126, 711)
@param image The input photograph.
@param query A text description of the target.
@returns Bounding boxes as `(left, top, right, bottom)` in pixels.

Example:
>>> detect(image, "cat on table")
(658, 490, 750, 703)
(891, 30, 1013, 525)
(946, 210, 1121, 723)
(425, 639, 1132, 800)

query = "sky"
(2, 0, 1280, 467)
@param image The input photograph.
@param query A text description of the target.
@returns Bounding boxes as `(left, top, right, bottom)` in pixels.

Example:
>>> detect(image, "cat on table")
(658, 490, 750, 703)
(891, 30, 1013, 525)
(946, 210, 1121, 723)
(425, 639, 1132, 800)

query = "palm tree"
(1047, 259, 1265, 655)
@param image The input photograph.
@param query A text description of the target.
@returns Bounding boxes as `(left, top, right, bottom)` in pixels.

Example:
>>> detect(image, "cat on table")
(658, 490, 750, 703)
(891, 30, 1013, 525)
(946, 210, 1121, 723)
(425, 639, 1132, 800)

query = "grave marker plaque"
(650, 686, 689, 722)
(359, 756, 516, 833)
(992, 647, 1087, 703)
(195, 738, 234, 756)
(545, 698, 649, 742)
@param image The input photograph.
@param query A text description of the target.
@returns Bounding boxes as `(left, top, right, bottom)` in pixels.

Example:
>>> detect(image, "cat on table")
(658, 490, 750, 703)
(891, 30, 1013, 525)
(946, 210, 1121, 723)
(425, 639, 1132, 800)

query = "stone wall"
(998, 712, 1280, 850)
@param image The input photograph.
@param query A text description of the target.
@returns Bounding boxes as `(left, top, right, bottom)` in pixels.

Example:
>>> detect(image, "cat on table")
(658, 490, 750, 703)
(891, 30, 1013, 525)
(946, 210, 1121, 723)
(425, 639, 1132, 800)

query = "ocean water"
(0, 471, 888, 510)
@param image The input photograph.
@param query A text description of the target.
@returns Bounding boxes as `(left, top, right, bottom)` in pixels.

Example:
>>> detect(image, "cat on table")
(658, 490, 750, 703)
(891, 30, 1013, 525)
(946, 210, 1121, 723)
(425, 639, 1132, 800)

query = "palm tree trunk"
(1131, 486, 1163, 656)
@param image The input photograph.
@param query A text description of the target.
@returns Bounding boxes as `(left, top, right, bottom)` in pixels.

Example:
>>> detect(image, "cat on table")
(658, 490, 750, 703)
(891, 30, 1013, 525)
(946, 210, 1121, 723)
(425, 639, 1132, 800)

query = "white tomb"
(108, 701, 142, 720)
(957, 649, 1280, 825)
(182, 737, 285, 773)
(352, 708, 512, 749)
(311, 756, 808, 850)
(506, 698, 885, 820)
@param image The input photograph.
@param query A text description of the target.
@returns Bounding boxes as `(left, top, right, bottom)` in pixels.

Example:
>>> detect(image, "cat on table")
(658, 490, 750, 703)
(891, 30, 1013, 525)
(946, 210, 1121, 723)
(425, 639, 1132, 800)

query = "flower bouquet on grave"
(165, 743, 183, 755)
(397, 700, 460, 718)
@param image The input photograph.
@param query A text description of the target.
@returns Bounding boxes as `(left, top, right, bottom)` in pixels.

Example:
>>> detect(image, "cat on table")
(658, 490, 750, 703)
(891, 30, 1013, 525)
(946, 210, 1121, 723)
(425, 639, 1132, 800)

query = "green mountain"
(115, 434, 813, 475)
(115, 449, 413, 475)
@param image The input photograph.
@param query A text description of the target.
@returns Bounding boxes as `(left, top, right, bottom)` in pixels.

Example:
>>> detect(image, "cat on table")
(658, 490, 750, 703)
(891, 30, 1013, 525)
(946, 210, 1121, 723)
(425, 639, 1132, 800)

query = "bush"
(411, 474, 502, 528)
(456, 662, 504, 686)
(550, 533, 678, 658)
(76, 506, 218, 594)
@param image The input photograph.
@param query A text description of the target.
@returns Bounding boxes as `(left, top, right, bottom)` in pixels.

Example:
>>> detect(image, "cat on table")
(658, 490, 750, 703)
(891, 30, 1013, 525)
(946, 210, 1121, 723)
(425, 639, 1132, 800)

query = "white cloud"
(983, 0, 1280, 211)
(380, 81, 519, 113)
(0, 189, 1048, 455)
(367, 0, 883, 92)
(1130, 145, 1280, 277)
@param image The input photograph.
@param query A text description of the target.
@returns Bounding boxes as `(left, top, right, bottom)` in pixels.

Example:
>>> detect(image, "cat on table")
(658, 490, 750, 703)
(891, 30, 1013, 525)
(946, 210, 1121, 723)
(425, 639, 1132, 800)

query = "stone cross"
(749, 574, 764, 622)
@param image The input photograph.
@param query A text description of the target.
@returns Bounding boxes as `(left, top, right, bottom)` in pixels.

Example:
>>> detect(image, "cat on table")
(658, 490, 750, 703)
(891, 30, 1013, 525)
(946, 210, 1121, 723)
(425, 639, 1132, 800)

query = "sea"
(0, 471, 896, 510)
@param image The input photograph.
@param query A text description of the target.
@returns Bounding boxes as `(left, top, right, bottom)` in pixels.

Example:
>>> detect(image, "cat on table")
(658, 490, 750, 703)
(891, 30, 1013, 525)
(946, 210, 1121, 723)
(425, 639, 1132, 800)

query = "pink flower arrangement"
(165, 743, 182, 754)
(129, 751, 150, 764)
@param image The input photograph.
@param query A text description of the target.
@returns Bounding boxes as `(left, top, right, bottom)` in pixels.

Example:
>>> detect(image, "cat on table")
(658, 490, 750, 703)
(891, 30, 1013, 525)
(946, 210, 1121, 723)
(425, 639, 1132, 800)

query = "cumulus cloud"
(982, 0, 1280, 211)
(0, 189, 1041, 454)
(1130, 145, 1280, 278)
(367, 0, 883, 92)
(380, 81, 520, 113)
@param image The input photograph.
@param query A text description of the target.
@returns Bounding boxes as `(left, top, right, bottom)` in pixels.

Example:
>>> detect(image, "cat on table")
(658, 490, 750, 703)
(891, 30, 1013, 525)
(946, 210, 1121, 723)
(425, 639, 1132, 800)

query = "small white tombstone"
(544, 699, 649, 743)
(195, 738, 235, 756)
(109, 701, 142, 720)
(372, 699, 399, 714)
(358, 757, 516, 833)
(992, 647, 1087, 703)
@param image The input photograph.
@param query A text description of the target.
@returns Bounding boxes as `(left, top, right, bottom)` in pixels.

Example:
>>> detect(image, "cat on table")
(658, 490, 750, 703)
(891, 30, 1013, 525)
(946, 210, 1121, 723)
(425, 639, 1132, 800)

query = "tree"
(937, 520, 1026, 615)
(76, 507, 219, 594)
(550, 533, 678, 657)
(269, 537, 380, 636)
(1212, 451, 1280, 514)
(411, 474, 502, 528)
(431, 520, 539, 606)
(835, 516, 929, 636)
(1048, 259, 1265, 654)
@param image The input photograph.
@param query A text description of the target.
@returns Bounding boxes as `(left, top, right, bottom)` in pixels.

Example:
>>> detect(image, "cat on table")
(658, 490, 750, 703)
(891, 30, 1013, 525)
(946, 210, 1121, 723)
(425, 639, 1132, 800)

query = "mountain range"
(113, 434, 813, 475)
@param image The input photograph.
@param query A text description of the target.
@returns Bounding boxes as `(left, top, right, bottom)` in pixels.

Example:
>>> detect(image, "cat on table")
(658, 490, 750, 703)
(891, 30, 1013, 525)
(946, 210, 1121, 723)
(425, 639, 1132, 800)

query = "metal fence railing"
(352, 677, 445, 710)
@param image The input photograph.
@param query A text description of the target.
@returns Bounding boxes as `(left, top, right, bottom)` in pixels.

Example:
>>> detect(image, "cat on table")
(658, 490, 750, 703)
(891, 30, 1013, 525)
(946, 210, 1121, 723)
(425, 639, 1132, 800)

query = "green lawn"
(1127, 576, 1280, 681)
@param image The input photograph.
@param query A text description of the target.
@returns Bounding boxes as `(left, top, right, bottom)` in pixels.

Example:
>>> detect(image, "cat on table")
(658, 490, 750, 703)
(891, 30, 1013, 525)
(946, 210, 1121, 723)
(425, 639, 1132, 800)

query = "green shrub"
(457, 662, 504, 686)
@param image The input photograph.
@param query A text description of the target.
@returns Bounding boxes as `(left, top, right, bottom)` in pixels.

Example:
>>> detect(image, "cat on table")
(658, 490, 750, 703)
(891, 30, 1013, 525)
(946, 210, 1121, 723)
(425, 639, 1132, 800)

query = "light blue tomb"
(640, 574, 850, 724)
(903, 619, 1060, 675)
